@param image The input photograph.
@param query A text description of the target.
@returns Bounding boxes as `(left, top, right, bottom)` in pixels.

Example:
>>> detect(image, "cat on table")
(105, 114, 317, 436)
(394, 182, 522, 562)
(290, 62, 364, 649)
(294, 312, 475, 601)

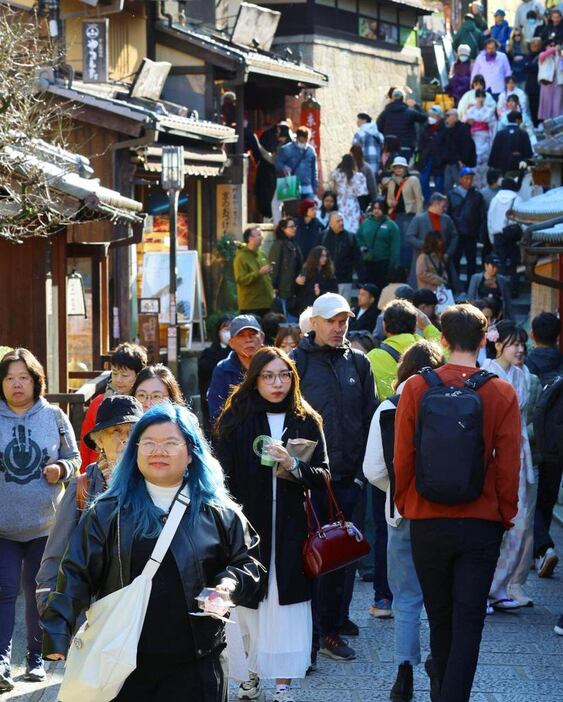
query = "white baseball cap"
(311, 293, 355, 319)
(391, 156, 409, 169)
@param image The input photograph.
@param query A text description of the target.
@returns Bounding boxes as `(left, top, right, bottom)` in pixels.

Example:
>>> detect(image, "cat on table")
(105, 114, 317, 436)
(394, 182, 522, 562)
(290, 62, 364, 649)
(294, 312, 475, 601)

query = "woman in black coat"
(215, 347, 329, 702)
(294, 245, 338, 315)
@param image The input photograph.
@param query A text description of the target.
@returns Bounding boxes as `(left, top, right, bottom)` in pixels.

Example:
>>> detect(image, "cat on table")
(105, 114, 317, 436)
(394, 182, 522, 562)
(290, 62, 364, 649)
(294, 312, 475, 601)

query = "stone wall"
(274, 34, 422, 190)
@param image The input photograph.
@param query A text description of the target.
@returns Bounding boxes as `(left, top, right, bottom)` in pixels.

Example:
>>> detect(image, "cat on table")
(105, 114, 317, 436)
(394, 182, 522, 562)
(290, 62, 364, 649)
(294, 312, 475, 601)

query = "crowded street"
(1, 1, 563, 702)
(8, 518, 563, 701)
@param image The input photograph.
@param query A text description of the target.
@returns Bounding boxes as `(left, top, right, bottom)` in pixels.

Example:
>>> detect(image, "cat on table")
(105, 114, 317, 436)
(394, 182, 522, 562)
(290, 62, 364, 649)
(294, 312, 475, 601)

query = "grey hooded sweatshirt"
(0, 398, 80, 542)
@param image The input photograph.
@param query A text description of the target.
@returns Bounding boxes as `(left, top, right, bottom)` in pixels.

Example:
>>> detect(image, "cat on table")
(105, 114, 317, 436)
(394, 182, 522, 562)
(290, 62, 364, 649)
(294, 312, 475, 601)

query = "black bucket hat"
(84, 395, 143, 450)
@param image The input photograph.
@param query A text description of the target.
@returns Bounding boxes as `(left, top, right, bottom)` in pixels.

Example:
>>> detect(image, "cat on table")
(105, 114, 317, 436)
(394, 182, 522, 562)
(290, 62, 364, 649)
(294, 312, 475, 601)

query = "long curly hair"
(303, 245, 335, 281)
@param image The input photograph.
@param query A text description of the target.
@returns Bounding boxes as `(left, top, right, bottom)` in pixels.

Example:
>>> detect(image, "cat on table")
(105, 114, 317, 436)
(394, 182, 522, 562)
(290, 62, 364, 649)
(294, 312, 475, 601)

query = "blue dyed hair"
(98, 403, 234, 539)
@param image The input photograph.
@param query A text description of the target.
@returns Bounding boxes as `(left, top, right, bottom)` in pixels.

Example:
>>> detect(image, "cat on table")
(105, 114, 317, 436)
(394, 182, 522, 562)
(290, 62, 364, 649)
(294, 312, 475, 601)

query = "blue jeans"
(0, 536, 47, 661)
(420, 160, 444, 203)
(387, 519, 424, 665)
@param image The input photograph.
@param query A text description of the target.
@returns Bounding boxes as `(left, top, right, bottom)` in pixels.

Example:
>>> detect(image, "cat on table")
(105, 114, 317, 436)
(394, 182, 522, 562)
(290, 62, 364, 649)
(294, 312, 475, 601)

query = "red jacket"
(394, 363, 521, 528)
(78, 393, 104, 472)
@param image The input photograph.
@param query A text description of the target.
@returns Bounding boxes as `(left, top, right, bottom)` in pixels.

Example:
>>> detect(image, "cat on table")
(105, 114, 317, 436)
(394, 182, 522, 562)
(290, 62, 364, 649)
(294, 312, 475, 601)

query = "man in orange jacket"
(394, 303, 520, 702)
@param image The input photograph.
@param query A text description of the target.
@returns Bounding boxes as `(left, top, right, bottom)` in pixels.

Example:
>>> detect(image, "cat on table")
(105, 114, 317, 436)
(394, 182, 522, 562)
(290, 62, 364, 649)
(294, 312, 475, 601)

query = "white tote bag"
(58, 488, 190, 702)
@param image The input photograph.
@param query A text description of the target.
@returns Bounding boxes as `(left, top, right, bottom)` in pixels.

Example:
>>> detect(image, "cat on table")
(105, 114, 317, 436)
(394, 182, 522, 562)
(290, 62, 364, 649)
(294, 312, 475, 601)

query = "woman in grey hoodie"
(0, 348, 79, 691)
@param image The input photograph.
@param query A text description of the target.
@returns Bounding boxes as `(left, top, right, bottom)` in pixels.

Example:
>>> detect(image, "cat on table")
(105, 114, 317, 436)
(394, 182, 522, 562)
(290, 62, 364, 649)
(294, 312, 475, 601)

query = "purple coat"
(446, 62, 472, 104)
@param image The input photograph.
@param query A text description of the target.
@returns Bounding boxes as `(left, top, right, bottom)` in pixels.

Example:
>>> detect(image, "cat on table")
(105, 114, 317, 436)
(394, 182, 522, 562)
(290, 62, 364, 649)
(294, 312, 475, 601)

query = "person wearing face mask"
(516, 0, 546, 33)
(522, 9, 541, 43)
(471, 38, 512, 100)
(35, 396, 143, 617)
(417, 106, 446, 201)
(445, 45, 472, 106)
(356, 198, 401, 289)
(198, 315, 232, 436)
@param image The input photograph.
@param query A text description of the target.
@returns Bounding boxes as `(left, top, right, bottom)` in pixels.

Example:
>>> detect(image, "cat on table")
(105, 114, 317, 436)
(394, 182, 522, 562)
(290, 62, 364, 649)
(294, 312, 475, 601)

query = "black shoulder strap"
(379, 394, 400, 518)
(54, 406, 70, 451)
(380, 342, 402, 363)
(419, 367, 444, 388)
(464, 370, 497, 391)
(290, 147, 308, 175)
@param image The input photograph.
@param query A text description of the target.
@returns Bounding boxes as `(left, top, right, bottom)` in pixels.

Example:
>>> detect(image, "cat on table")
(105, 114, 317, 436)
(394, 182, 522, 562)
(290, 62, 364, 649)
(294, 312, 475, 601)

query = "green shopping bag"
(276, 175, 300, 202)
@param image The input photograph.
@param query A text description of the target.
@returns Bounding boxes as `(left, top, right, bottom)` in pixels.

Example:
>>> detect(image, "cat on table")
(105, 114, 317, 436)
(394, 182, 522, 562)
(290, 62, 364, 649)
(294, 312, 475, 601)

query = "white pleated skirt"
(237, 466, 312, 680)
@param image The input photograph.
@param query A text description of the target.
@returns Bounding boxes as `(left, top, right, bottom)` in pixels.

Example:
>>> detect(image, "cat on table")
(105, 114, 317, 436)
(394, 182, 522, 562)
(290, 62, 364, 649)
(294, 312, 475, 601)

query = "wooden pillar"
(51, 232, 68, 393)
(91, 256, 102, 370)
(101, 255, 110, 356)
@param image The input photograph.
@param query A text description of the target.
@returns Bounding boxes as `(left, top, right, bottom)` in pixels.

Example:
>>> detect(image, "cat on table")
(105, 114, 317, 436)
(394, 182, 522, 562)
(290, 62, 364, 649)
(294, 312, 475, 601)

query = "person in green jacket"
(452, 13, 484, 59)
(356, 197, 401, 290)
(233, 227, 274, 316)
(367, 299, 442, 400)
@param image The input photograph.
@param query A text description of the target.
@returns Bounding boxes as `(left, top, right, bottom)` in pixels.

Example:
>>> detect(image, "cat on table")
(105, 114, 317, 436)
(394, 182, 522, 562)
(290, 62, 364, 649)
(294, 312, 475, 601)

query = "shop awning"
(132, 145, 228, 178)
(384, 0, 435, 13)
(156, 22, 328, 88)
(48, 80, 238, 144)
(0, 136, 144, 238)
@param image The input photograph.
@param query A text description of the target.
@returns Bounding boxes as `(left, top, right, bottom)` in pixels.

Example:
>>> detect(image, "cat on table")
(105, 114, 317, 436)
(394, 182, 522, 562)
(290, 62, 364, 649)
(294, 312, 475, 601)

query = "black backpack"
(414, 368, 496, 505)
(533, 376, 563, 463)
(379, 395, 400, 517)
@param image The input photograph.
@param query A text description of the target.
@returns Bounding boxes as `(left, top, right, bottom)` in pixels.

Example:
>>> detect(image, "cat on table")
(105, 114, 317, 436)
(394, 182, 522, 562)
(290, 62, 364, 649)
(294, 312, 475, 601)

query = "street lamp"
(161, 145, 184, 376)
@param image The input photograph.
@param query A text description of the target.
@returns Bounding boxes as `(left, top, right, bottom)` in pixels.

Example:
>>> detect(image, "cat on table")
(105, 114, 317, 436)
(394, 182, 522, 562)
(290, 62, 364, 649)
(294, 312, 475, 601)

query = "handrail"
(46, 370, 110, 438)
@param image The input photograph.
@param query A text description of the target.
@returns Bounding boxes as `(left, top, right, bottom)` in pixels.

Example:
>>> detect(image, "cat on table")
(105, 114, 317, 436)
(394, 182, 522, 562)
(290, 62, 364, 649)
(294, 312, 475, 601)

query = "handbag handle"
(304, 473, 347, 538)
(142, 486, 190, 580)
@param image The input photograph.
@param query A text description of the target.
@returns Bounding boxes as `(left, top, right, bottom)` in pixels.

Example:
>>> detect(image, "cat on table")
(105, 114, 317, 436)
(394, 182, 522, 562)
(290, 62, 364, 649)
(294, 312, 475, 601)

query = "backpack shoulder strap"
(75, 473, 90, 511)
(380, 342, 402, 363)
(464, 370, 497, 391)
(419, 367, 444, 388)
(293, 347, 309, 381)
(53, 406, 70, 451)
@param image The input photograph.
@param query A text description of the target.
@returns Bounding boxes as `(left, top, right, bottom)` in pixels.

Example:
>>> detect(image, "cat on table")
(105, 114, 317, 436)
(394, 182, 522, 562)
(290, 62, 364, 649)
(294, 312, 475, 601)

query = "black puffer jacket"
(320, 227, 365, 284)
(435, 121, 476, 168)
(376, 101, 427, 149)
(41, 495, 263, 659)
(292, 335, 378, 481)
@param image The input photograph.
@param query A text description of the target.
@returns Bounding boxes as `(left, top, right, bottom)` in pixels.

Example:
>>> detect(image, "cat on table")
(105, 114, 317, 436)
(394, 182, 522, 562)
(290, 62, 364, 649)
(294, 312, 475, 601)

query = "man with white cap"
(292, 293, 377, 664)
(386, 156, 423, 268)
(376, 88, 427, 161)
(207, 314, 264, 421)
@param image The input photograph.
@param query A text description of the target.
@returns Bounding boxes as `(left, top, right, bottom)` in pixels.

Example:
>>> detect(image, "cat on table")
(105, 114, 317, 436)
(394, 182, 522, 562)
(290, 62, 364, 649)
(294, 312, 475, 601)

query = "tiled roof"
(512, 187, 563, 223)
(160, 22, 328, 87)
(48, 80, 238, 143)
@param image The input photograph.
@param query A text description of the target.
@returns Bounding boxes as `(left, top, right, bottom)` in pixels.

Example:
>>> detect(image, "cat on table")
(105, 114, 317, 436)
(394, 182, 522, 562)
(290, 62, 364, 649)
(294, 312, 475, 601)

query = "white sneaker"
(508, 584, 533, 607)
(536, 548, 559, 578)
(238, 673, 262, 700)
(272, 689, 295, 702)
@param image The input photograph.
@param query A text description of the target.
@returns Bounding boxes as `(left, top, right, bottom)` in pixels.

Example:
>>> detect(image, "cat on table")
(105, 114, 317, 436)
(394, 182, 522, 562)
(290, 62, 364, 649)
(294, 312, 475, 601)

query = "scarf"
(251, 389, 292, 415)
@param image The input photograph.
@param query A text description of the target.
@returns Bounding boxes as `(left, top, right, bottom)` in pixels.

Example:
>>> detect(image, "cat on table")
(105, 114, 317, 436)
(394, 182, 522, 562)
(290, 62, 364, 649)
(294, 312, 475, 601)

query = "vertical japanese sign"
(82, 19, 109, 83)
(300, 97, 321, 159)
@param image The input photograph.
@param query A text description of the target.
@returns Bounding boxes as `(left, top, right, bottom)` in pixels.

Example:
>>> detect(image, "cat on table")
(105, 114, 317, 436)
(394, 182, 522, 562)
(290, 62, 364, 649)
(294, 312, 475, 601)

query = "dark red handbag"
(302, 474, 370, 579)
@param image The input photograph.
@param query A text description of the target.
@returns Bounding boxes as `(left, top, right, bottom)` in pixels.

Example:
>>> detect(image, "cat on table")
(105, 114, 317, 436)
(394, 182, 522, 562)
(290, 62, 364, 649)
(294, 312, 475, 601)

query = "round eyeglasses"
(137, 440, 187, 456)
(259, 370, 293, 385)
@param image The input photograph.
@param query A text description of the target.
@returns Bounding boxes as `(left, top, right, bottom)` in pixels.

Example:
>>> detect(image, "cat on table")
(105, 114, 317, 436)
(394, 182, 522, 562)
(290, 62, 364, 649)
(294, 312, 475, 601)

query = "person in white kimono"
(465, 89, 497, 189)
(483, 321, 535, 611)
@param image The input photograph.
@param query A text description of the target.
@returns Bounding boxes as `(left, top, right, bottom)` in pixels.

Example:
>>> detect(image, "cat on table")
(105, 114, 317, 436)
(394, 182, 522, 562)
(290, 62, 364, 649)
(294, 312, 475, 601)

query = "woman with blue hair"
(41, 403, 263, 701)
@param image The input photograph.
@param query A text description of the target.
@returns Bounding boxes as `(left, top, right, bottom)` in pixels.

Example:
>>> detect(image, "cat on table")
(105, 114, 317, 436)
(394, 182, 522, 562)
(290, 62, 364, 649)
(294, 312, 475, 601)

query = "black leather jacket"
(41, 494, 264, 659)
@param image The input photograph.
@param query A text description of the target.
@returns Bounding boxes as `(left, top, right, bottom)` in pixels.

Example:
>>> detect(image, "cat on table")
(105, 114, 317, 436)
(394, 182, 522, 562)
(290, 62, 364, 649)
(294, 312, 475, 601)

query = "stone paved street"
(5, 520, 563, 702)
